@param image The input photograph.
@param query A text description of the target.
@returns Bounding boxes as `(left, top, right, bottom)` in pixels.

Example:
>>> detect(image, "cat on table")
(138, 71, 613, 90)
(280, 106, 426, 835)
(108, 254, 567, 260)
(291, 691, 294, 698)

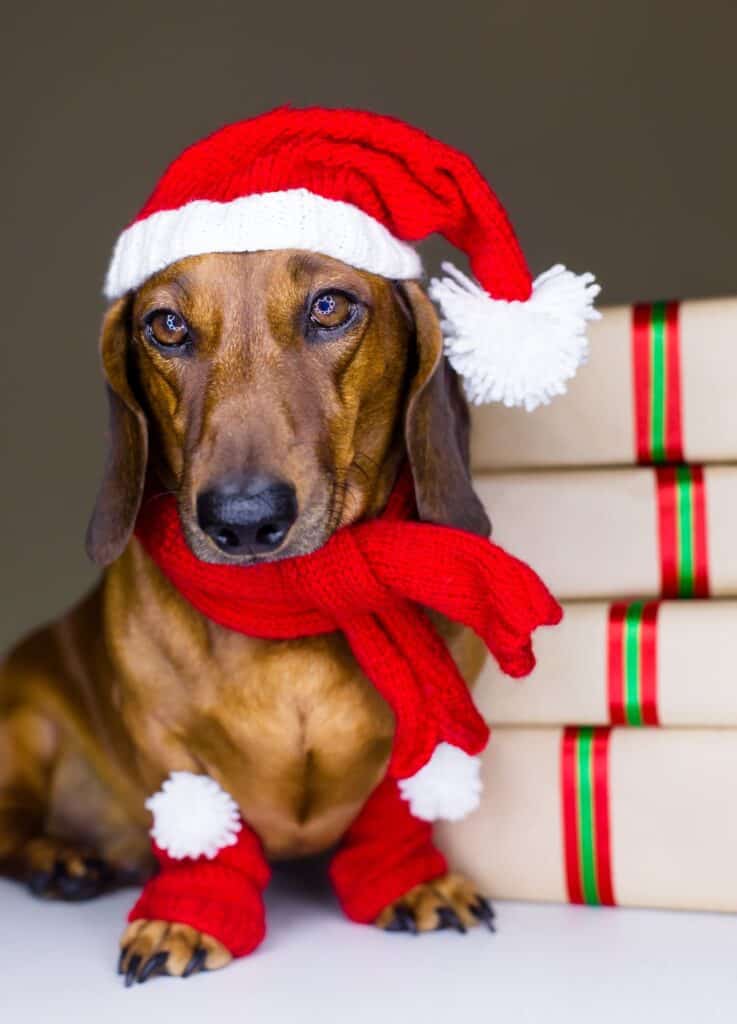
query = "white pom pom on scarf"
(429, 262, 601, 412)
(398, 743, 483, 822)
(146, 771, 242, 860)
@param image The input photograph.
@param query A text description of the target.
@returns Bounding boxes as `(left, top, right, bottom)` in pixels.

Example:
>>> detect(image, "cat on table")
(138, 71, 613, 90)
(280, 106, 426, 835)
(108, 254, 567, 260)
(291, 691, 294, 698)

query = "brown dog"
(0, 249, 491, 980)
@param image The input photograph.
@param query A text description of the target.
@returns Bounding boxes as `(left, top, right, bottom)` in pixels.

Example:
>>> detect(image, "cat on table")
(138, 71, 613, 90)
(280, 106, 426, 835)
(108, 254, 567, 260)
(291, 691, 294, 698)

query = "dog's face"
(86, 250, 489, 567)
(130, 250, 412, 564)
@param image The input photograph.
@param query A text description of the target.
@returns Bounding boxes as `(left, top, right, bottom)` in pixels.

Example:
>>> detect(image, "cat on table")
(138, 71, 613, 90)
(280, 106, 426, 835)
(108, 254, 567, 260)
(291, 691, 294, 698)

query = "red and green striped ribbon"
(607, 602, 659, 725)
(656, 466, 710, 597)
(561, 727, 616, 906)
(632, 302, 683, 464)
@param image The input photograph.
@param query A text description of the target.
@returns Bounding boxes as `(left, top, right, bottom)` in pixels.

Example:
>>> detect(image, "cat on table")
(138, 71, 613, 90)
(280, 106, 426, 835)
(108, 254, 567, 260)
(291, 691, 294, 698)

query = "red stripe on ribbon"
(592, 728, 616, 906)
(632, 304, 652, 464)
(656, 467, 679, 596)
(606, 603, 627, 725)
(561, 727, 584, 904)
(639, 602, 660, 725)
(663, 302, 684, 462)
(691, 466, 711, 597)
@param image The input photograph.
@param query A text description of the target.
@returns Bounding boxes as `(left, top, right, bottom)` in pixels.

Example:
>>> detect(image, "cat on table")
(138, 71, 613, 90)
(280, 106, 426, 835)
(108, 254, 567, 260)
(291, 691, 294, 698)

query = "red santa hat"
(105, 106, 600, 411)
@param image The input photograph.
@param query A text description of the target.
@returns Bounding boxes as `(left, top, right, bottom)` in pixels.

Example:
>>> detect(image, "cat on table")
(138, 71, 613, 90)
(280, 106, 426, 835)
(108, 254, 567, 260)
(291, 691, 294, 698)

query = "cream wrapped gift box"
(475, 599, 737, 727)
(475, 465, 735, 600)
(471, 297, 737, 470)
(436, 727, 737, 911)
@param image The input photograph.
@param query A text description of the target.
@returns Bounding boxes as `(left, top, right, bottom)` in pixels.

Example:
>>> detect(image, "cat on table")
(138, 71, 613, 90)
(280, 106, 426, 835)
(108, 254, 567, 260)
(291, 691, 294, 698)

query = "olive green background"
(1, 0, 735, 650)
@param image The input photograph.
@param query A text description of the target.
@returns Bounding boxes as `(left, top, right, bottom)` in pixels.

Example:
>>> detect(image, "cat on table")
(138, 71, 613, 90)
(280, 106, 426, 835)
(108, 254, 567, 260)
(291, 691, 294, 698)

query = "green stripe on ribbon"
(576, 728, 599, 904)
(623, 602, 644, 726)
(650, 302, 667, 463)
(676, 466, 696, 596)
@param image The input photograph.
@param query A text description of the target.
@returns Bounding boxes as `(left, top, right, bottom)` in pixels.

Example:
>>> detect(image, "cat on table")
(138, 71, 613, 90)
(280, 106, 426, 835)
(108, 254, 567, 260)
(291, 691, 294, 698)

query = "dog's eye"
(144, 310, 190, 349)
(309, 291, 354, 331)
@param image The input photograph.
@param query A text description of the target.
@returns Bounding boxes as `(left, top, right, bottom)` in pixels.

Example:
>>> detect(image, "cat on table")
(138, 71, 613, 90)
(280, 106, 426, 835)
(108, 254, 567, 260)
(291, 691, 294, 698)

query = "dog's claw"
(125, 954, 142, 988)
(384, 904, 417, 934)
(25, 848, 114, 902)
(471, 897, 496, 932)
(435, 906, 466, 933)
(57, 873, 99, 902)
(28, 870, 54, 896)
(118, 920, 232, 985)
(183, 947, 207, 978)
(377, 874, 494, 936)
(396, 905, 418, 934)
(138, 951, 169, 984)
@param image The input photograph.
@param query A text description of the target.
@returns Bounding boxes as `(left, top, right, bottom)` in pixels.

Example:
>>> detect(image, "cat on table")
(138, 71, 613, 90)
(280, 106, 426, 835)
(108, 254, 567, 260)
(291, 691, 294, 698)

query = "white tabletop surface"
(2, 861, 736, 1023)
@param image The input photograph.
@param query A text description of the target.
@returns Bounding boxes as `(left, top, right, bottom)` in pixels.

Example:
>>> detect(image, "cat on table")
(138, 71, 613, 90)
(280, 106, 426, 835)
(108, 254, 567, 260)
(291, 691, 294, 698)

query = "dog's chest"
(107, 552, 483, 859)
(185, 628, 395, 858)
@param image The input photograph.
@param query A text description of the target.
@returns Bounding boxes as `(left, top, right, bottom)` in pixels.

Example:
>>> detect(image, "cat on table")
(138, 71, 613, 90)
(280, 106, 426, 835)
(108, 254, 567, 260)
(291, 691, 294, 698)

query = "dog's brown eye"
(309, 292, 354, 330)
(145, 310, 190, 348)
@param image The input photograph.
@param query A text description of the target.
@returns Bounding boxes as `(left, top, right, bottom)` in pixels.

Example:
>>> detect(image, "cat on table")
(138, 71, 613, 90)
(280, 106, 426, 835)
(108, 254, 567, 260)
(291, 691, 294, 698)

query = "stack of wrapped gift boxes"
(438, 297, 737, 912)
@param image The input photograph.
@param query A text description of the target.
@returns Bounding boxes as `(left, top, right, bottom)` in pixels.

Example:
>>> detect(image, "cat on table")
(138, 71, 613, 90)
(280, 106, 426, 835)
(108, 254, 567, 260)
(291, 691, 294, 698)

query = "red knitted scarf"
(134, 472, 561, 789)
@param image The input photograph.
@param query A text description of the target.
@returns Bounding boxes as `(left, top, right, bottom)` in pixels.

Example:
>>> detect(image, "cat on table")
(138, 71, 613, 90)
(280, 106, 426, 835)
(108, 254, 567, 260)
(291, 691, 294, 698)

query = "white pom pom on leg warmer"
(145, 771, 242, 860)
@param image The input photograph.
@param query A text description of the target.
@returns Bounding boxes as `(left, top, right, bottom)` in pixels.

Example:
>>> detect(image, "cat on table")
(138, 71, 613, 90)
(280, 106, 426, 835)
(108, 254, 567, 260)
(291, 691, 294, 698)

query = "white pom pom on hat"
(430, 262, 601, 411)
(104, 106, 599, 412)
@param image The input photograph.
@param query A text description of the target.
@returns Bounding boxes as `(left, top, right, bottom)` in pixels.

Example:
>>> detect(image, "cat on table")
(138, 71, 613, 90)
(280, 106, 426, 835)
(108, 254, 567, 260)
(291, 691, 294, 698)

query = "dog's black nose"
(197, 475, 298, 555)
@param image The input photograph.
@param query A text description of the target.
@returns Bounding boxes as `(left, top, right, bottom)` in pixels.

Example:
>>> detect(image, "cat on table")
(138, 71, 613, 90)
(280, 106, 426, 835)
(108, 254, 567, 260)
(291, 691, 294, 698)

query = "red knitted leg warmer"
(128, 821, 271, 958)
(328, 777, 448, 924)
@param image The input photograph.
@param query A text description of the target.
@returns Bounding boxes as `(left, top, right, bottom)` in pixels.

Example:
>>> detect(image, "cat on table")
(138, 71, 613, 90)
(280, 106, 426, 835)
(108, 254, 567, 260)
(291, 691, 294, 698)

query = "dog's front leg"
(329, 777, 494, 934)
(118, 818, 270, 985)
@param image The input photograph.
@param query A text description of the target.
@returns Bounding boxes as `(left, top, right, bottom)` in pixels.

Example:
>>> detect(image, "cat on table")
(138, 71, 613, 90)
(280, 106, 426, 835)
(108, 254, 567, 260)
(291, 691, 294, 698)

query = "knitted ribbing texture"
(329, 776, 448, 923)
(128, 821, 271, 958)
(128, 106, 532, 303)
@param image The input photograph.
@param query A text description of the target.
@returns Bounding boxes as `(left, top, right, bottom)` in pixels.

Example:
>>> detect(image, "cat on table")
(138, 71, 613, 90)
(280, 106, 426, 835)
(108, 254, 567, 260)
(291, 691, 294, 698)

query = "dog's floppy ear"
(85, 296, 148, 567)
(399, 280, 491, 537)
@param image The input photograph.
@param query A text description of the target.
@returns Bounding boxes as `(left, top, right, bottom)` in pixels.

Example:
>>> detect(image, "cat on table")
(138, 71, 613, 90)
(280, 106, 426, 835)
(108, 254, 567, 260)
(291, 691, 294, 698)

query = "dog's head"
(86, 249, 490, 567)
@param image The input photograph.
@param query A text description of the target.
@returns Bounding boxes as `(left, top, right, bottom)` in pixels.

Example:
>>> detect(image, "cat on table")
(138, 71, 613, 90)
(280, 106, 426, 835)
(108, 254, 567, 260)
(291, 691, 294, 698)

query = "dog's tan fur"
(0, 250, 490, 977)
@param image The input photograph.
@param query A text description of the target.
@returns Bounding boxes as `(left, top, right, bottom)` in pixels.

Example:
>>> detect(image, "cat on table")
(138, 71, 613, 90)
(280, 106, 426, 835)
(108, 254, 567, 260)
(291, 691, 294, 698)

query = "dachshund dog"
(0, 249, 492, 981)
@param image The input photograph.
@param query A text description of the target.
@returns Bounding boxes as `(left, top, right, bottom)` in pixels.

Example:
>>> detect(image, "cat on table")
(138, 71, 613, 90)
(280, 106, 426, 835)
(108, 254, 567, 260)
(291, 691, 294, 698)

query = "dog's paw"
(24, 837, 117, 902)
(375, 872, 495, 935)
(118, 920, 232, 986)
